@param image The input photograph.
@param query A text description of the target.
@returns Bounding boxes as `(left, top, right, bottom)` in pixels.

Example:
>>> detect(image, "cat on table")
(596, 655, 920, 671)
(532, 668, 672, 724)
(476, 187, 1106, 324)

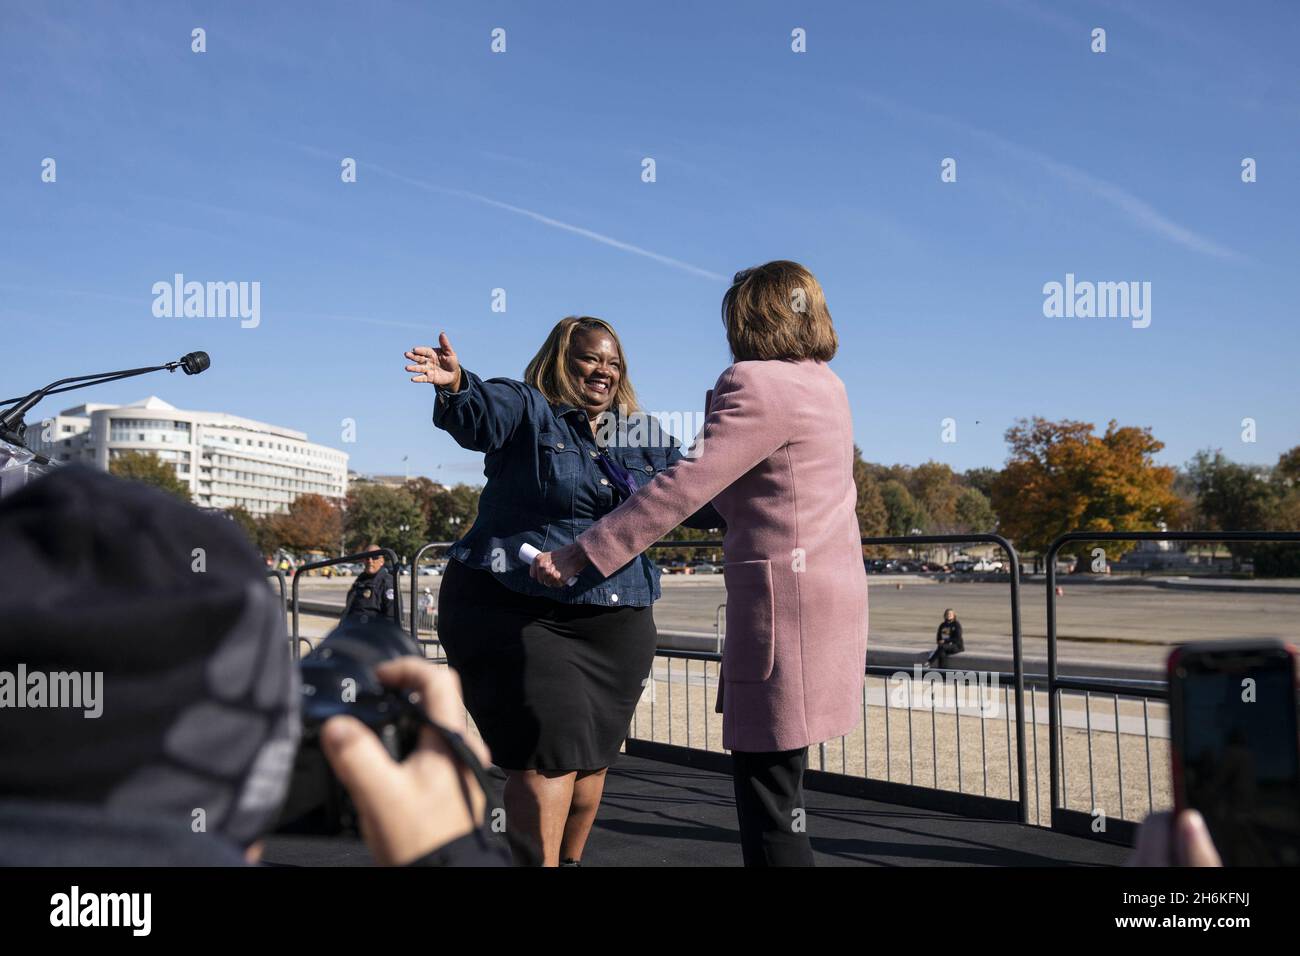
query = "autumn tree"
(909, 461, 963, 530)
(991, 417, 1182, 568)
(853, 446, 888, 542)
(108, 450, 191, 501)
(1275, 446, 1300, 486)
(272, 494, 343, 554)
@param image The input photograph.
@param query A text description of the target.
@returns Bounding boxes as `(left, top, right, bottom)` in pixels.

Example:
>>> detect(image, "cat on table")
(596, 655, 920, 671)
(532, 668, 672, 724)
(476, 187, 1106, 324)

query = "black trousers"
(731, 747, 814, 866)
(926, 642, 960, 668)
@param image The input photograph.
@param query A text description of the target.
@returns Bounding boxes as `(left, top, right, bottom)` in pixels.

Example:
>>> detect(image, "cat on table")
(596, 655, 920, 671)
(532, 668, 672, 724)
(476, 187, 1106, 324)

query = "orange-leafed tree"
(990, 417, 1184, 566)
(273, 493, 343, 554)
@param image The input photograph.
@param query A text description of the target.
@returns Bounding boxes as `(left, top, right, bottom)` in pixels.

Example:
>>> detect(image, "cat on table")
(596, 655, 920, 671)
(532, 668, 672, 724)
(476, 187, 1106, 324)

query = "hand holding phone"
(1168, 639, 1300, 866)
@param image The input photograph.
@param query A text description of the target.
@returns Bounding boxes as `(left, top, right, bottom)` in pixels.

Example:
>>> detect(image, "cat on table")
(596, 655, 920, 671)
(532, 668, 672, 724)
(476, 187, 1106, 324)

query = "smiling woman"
(520, 316, 641, 415)
(401, 315, 722, 867)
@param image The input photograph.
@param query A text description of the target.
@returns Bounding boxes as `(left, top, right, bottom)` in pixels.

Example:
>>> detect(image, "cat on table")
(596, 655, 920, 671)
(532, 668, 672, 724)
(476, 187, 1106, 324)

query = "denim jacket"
(433, 369, 723, 607)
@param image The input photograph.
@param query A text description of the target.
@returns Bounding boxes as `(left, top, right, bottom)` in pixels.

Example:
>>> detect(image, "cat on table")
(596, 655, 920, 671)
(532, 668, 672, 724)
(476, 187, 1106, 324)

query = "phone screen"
(1174, 647, 1300, 866)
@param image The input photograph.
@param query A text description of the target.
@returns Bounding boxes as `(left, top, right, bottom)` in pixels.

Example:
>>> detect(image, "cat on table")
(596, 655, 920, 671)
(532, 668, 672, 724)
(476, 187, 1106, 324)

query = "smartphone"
(1168, 639, 1300, 866)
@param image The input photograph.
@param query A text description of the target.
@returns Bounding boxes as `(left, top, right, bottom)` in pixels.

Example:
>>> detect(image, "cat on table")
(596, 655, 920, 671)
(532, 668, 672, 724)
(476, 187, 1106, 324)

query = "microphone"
(179, 351, 211, 375)
(0, 352, 211, 447)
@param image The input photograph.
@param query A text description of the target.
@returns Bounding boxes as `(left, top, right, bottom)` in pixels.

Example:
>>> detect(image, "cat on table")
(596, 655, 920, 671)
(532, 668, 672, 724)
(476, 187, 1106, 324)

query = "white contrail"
(857, 91, 1241, 261)
(365, 160, 728, 281)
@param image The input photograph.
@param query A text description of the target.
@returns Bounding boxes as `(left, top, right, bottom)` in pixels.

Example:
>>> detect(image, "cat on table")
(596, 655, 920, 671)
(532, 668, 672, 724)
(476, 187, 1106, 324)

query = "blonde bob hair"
(721, 260, 837, 362)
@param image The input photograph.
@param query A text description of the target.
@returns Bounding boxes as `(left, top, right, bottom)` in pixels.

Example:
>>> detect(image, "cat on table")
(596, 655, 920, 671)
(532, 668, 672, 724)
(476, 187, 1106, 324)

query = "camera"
(275, 615, 425, 835)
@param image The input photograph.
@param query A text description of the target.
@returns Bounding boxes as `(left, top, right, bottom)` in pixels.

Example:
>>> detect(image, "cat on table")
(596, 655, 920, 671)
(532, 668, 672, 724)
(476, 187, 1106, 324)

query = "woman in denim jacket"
(404, 317, 721, 866)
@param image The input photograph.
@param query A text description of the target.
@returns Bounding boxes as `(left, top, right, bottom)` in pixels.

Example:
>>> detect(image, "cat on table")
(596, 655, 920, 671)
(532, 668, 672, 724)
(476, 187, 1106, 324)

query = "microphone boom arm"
(0, 353, 209, 446)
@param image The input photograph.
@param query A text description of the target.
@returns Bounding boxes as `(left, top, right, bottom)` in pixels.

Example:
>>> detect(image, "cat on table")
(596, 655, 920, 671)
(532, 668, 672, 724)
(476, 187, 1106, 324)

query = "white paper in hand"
(519, 543, 577, 586)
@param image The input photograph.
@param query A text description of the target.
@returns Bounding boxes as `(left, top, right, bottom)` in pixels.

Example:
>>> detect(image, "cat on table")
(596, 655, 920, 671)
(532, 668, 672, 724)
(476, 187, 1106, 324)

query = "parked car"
(972, 558, 1004, 572)
(687, 560, 721, 574)
(951, 560, 976, 573)
(298, 550, 339, 577)
(660, 560, 694, 575)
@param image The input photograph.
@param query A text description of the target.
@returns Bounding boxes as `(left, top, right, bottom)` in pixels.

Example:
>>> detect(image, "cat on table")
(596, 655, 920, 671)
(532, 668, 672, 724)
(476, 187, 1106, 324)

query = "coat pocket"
(721, 559, 775, 682)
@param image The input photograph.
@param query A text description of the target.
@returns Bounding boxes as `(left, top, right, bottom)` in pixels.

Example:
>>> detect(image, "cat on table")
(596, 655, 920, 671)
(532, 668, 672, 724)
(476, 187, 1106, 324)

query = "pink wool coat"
(578, 359, 868, 753)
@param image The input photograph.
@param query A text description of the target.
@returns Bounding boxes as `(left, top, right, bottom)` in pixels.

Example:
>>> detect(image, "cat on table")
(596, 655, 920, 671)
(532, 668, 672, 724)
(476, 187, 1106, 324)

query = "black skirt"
(436, 558, 658, 772)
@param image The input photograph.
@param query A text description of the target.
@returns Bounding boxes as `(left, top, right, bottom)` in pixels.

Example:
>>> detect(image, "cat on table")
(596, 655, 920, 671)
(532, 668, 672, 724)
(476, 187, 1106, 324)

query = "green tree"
(962, 467, 999, 500)
(954, 487, 997, 533)
(108, 450, 191, 501)
(344, 484, 425, 561)
(1256, 484, 1300, 576)
(404, 477, 483, 544)
(880, 479, 929, 537)
(1187, 450, 1274, 531)
(1187, 449, 1282, 570)
(440, 483, 482, 541)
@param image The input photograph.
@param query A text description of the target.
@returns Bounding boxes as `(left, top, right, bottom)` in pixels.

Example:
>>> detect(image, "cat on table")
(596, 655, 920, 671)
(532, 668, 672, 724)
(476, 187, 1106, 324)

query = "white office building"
(28, 396, 349, 515)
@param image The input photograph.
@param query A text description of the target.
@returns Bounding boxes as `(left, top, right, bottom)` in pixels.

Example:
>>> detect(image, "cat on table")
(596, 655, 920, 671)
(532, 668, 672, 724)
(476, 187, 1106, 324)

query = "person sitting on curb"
(925, 608, 964, 669)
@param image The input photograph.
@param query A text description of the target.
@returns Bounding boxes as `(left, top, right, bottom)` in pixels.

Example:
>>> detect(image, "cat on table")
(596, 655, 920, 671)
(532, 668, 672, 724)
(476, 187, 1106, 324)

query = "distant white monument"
(1116, 523, 1196, 570)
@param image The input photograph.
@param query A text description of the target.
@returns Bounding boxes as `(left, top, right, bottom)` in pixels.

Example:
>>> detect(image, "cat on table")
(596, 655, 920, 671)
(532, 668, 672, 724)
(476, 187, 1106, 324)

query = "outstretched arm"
(530, 365, 785, 587)
(664, 443, 727, 531)
(406, 332, 528, 454)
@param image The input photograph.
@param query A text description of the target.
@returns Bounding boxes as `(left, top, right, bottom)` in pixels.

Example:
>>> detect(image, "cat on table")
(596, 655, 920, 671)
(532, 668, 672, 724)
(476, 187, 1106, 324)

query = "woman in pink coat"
(532, 260, 868, 865)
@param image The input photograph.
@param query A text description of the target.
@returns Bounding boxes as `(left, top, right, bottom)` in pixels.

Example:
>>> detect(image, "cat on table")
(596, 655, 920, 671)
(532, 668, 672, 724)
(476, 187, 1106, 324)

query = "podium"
(0, 438, 60, 499)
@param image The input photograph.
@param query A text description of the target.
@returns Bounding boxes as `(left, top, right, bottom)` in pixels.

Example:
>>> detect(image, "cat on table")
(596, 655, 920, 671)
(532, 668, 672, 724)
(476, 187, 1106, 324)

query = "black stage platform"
(264, 753, 1127, 867)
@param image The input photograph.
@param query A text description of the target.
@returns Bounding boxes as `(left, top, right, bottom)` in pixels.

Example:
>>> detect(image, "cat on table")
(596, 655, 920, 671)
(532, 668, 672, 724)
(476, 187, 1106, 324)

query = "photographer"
(0, 467, 505, 866)
(320, 656, 504, 865)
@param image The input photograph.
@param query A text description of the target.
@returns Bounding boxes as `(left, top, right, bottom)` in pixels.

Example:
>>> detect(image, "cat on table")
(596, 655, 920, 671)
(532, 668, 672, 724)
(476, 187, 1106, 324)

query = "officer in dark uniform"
(343, 544, 397, 621)
(926, 608, 964, 669)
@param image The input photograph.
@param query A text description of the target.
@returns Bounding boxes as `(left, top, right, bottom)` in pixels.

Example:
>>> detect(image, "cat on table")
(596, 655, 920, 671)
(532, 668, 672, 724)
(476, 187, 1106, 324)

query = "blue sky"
(3, 0, 1298, 483)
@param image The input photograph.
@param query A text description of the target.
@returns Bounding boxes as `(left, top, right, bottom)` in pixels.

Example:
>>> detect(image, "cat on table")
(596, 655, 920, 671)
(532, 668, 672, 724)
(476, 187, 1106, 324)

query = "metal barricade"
(631, 533, 1030, 824)
(409, 542, 454, 660)
(265, 568, 303, 657)
(290, 547, 402, 660)
(1044, 529, 1300, 843)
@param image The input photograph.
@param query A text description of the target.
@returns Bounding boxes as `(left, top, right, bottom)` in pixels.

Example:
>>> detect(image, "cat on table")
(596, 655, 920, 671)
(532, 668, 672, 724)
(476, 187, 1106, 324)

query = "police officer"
(343, 544, 397, 621)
